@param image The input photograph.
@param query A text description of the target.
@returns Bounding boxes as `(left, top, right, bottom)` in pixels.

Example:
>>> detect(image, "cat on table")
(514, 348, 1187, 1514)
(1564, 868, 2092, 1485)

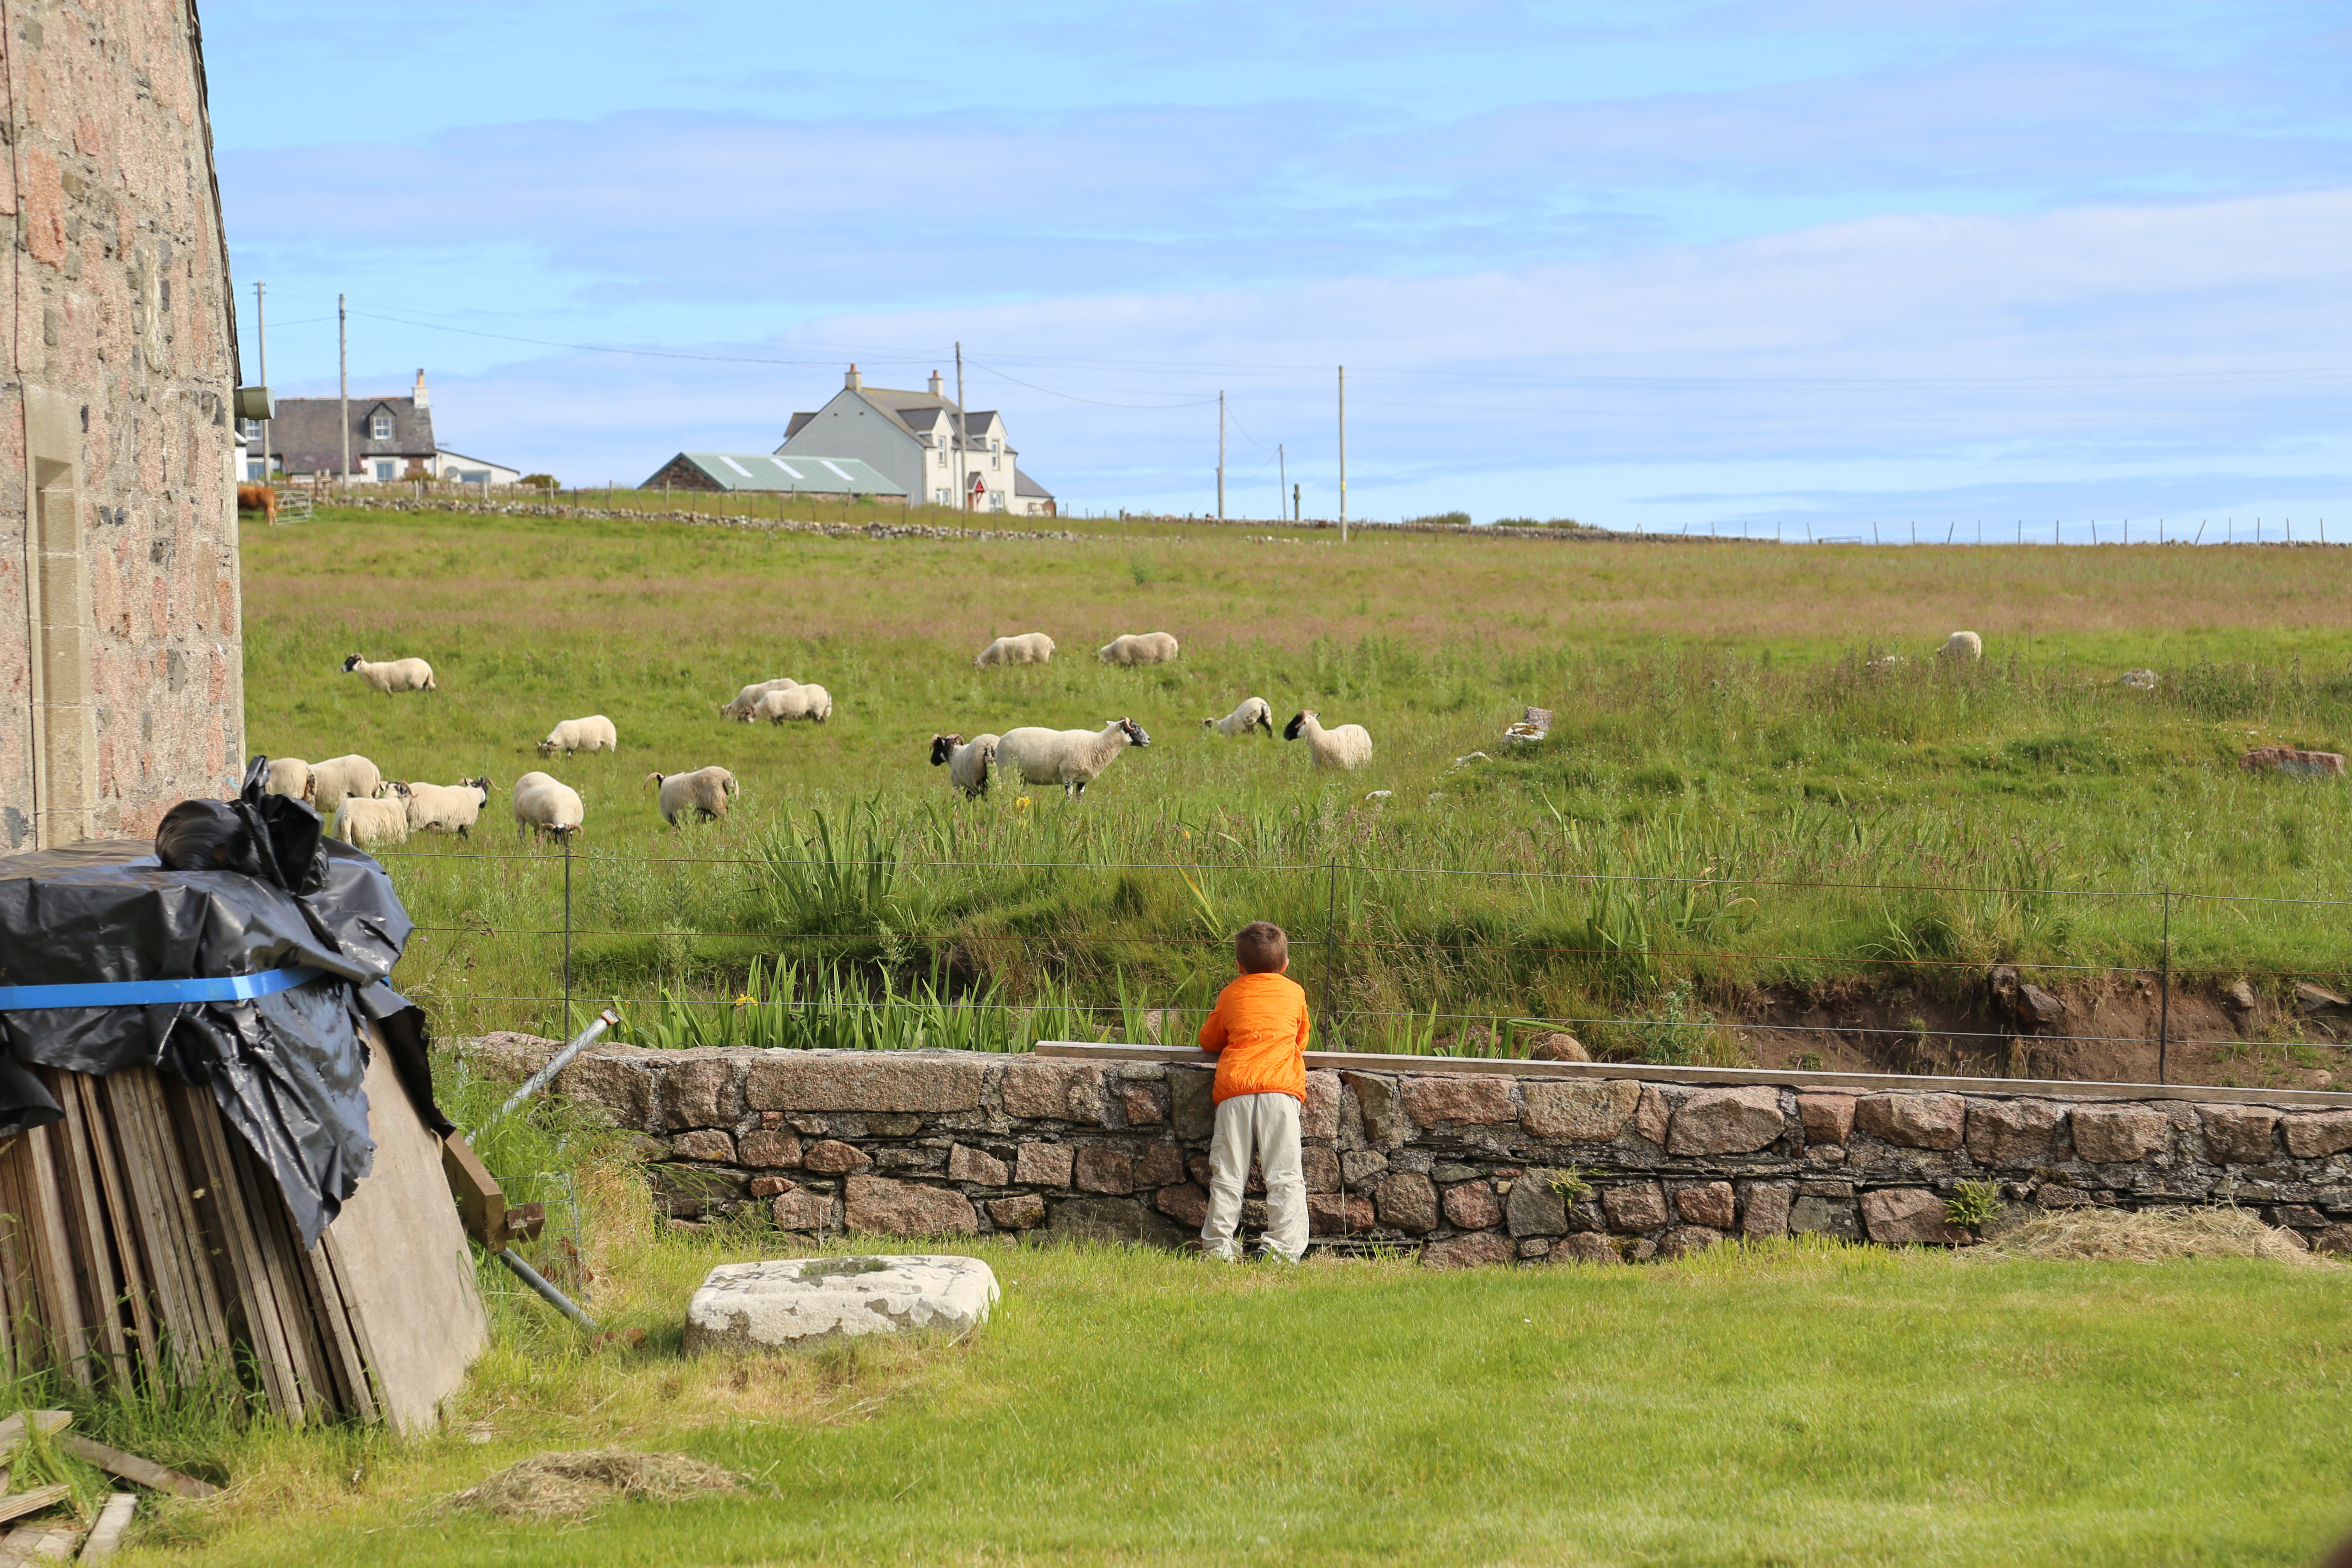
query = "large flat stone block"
(745, 1051, 987, 1114)
(1521, 1080, 1640, 1142)
(683, 1255, 998, 1354)
(1666, 1087, 1785, 1155)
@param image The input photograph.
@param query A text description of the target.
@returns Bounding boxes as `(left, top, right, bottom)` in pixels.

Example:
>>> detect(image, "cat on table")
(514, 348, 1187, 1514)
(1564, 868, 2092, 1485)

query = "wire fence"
(377, 838, 2352, 1089)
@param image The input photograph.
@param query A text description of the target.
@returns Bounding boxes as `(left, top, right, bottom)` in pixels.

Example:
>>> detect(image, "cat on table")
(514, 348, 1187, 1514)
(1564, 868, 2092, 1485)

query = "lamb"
(1938, 631, 1983, 662)
(974, 632, 1054, 669)
(929, 732, 1001, 797)
(994, 717, 1150, 799)
(752, 684, 833, 724)
(1202, 697, 1274, 738)
(1283, 710, 1373, 771)
(538, 715, 619, 756)
(720, 677, 799, 720)
(395, 778, 492, 837)
(648, 766, 738, 825)
(307, 755, 383, 816)
(1098, 631, 1179, 667)
(263, 757, 314, 802)
(331, 795, 409, 849)
(512, 771, 584, 841)
(341, 653, 436, 693)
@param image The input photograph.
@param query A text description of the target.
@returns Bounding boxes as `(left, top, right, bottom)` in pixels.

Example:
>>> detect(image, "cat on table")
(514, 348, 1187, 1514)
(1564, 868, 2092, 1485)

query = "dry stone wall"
(460, 1038, 2352, 1264)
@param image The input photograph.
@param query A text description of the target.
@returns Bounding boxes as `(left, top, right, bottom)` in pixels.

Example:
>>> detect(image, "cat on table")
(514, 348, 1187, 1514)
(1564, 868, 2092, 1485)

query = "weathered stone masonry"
(462, 1038, 2352, 1264)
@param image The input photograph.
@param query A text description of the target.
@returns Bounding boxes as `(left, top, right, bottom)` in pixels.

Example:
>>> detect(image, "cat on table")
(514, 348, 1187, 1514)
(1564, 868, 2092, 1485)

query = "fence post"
(2157, 890, 2171, 1085)
(564, 833, 575, 1037)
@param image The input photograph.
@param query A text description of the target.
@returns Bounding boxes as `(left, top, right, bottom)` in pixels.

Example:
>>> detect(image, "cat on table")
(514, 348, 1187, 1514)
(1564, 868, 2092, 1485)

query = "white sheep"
(539, 715, 619, 756)
(1098, 631, 1180, 667)
(1938, 631, 1983, 662)
(995, 717, 1150, 799)
(512, 771, 584, 841)
(752, 683, 833, 724)
(930, 732, 1001, 797)
(331, 795, 409, 849)
(1283, 710, 1372, 771)
(974, 632, 1055, 669)
(1202, 697, 1274, 738)
(341, 653, 436, 693)
(720, 677, 799, 721)
(308, 755, 383, 816)
(263, 757, 314, 802)
(392, 778, 492, 837)
(648, 766, 738, 826)
(2119, 668, 2159, 690)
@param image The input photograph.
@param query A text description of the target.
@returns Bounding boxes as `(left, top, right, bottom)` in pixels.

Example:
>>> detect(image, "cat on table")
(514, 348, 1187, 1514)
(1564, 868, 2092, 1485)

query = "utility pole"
(1293, 483, 1300, 521)
(1278, 442, 1285, 523)
(1337, 365, 1348, 542)
(338, 293, 350, 494)
(954, 342, 968, 512)
(1217, 391, 1226, 522)
(254, 281, 268, 482)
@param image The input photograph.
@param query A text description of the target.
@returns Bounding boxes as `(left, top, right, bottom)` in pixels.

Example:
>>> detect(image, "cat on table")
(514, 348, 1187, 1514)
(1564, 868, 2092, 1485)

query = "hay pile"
(1973, 1206, 2330, 1266)
(446, 1449, 742, 1520)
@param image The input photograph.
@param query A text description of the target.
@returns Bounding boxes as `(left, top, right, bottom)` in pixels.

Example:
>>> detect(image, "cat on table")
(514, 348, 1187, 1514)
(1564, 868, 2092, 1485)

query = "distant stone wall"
(459, 1038, 2352, 1265)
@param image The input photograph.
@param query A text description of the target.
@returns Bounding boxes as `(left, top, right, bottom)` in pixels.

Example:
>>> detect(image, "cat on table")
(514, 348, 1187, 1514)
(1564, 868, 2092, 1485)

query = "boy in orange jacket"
(1195, 920, 1311, 1262)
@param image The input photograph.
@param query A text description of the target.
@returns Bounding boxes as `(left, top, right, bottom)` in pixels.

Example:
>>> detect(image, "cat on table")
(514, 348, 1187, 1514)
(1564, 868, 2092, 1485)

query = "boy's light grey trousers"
(1202, 1091, 1308, 1262)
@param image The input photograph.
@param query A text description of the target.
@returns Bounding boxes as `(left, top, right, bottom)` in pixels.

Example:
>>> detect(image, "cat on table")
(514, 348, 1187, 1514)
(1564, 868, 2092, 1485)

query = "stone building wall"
(461, 1040, 2352, 1264)
(2, 0, 242, 849)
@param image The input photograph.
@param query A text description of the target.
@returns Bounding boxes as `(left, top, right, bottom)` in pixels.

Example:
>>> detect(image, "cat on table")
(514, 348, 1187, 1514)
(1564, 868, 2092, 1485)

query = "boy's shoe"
(1247, 1246, 1300, 1265)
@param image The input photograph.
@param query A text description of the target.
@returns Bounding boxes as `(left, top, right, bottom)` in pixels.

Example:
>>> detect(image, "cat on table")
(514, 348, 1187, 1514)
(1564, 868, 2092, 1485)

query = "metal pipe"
(496, 1247, 600, 1331)
(498, 1008, 619, 1120)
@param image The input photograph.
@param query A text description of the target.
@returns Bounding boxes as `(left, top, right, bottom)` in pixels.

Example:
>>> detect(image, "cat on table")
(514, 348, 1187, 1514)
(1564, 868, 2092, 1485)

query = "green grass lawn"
(95, 1235, 2352, 1567)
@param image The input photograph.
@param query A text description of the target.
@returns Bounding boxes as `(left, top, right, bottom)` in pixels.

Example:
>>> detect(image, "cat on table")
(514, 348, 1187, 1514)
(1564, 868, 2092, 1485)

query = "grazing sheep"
(263, 757, 314, 802)
(2119, 668, 2159, 690)
(1938, 631, 1983, 662)
(1283, 710, 1373, 771)
(1098, 631, 1180, 667)
(974, 632, 1055, 669)
(929, 732, 1001, 797)
(512, 771, 584, 841)
(308, 755, 383, 816)
(341, 653, 437, 693)
(752, 683, 833, 724)
(331, 795, 409, 849)
(647, 766, 738, 826)
(1202, 697, 1274, 738)
(538, 715, 619, 756)
(397, 778, 493, 837)
(720, 677, 799, 720)
(995, 717, 1151, 799)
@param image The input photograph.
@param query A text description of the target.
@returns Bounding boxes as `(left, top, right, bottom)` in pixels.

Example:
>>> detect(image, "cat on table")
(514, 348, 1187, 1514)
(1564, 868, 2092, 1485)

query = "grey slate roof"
(1014, 466, 1053, 499)
(653, 452, 906, 495)
(261, 395, 436, 475)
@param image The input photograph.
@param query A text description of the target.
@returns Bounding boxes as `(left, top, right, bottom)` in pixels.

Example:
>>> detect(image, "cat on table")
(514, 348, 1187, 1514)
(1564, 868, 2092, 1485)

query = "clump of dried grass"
(1971, 1205, 2331, 1267)
(445, 1449, 741, 1520)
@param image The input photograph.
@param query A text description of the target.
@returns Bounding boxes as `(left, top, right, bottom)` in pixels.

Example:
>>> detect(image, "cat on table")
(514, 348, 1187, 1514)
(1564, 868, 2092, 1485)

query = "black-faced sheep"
(513, 771, 584, 841)
(342, 654, 436, 693)
(648, 766, 738, 825)
(539, 716, 618, 756)
(309, 755, 382, 816)
(929, 733, 1000, 797)
(995, 717, 1150, 799)
(975, 632, 1054, 669)
(1098, 631, 1180, 667)
(1203, 697, 1274, 738)
(752, 684, 832, 724)
(393, 778, 493, 837)
(1283, 710, 1372, 771)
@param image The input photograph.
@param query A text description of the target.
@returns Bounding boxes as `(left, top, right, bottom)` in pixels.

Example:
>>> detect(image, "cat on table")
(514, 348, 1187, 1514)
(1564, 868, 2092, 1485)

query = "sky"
(206, 2, 2352, 532)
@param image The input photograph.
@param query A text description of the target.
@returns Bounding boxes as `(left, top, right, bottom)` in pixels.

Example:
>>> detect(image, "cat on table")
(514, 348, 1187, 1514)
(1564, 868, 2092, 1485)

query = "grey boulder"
(684, 1254, 999, 1354)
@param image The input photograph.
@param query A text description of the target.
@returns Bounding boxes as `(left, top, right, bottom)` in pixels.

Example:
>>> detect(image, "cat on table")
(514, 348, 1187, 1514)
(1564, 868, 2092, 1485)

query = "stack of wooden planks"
(0, 1028, 487, 1433)
(0, 1407, 218, 1560)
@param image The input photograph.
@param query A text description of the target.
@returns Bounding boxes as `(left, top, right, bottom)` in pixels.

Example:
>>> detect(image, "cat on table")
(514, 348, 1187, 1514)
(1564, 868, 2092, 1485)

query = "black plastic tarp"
(0, 816, 446, 1248)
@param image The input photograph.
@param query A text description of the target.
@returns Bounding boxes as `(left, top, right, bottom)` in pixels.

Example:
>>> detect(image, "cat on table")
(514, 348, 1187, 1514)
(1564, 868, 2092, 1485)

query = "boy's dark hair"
(1235, 921, 1289, 974)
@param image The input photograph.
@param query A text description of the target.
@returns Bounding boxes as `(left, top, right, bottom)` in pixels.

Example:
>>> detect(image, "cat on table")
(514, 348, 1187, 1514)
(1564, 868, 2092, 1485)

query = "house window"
(934, 487, 952, 506)
(240, 419, 262, 441)
(989, 490, 1007, 512)
(370, 413, 393, 439)
(247, 459, 266, 480)
(373, 459, 396, 482)
(937, 447, 946, 467)
(991, 440, 1001, 469)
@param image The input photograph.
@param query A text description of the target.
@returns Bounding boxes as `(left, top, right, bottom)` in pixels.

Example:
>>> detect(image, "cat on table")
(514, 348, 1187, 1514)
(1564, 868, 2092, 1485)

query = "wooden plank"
(0, 1515, 82, 1560)
(16, 1125, 92, 1382)
(162, 1079, 308, 1423)
(64, 1077, 155, 1392)
(120, 1072, 233, 1365)
(0, 1414, 71, 1459)
(224, 1127, 370, 1424)
(56, 1437, 216, 1500)
(0, 1485, 71, 1527)
(42, 1072, 131, 1383)
(0, 1139, 26, 1379)
(91, 1074, 203, 1372)
(75, 1493, 133, 1560)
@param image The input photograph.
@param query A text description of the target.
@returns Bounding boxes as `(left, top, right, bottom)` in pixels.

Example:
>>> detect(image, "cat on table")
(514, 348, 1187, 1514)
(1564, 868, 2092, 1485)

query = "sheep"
(331, 795, 409, 849)
(1283, 710, 1373, 771)
(341, 653, 436, 693)
(929, 732, 1001, 797)
(647, 766, 738, 826)
(994, 717, 1150, 799)
(263, 757, 314, 802)
(307, 754, 383, 816)
(720, 677, 799, 721)
(974, 632, 1054, 669)
(396, 777, 492, 837)
(1098, 631, 1179, 667)
(1202, 697, 1274, 738)
(752, 683, 833, 725)
(1938, 631, 1983, 662)
(538, 715, 619, 756)
(2119, 668, 2159, 690)
(512, 771, 584, 841)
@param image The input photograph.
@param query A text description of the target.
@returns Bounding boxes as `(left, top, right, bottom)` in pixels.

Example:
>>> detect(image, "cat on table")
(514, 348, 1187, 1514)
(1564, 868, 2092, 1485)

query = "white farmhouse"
(777, 366, 1056, 516)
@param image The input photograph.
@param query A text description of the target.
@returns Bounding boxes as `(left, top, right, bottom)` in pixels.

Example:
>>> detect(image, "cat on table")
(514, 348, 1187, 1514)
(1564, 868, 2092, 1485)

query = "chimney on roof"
(845, 363, 863, 390)
(928, 370, 943, 397)
(413, 369, 429, 410)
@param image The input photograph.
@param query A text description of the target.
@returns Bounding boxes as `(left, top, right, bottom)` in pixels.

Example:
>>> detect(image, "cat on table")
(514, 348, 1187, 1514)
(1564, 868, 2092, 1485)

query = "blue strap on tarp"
(0, 965, 328, 1012)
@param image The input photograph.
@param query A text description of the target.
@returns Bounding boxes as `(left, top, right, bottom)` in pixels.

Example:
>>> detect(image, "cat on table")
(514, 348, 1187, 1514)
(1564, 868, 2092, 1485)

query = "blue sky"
(208, 2, 2352, 530)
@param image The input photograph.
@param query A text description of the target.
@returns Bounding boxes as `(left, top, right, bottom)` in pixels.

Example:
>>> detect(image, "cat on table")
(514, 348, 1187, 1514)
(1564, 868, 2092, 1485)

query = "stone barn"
(2, 0, 246, 849)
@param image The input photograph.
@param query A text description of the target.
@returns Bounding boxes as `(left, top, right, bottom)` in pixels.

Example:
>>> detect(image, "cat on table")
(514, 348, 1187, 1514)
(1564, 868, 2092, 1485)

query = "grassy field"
(241, 508, 2352, 1071)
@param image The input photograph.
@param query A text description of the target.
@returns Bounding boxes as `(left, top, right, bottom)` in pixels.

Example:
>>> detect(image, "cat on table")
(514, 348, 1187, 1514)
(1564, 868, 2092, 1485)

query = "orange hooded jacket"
(1197, 970, 1311, 1103)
